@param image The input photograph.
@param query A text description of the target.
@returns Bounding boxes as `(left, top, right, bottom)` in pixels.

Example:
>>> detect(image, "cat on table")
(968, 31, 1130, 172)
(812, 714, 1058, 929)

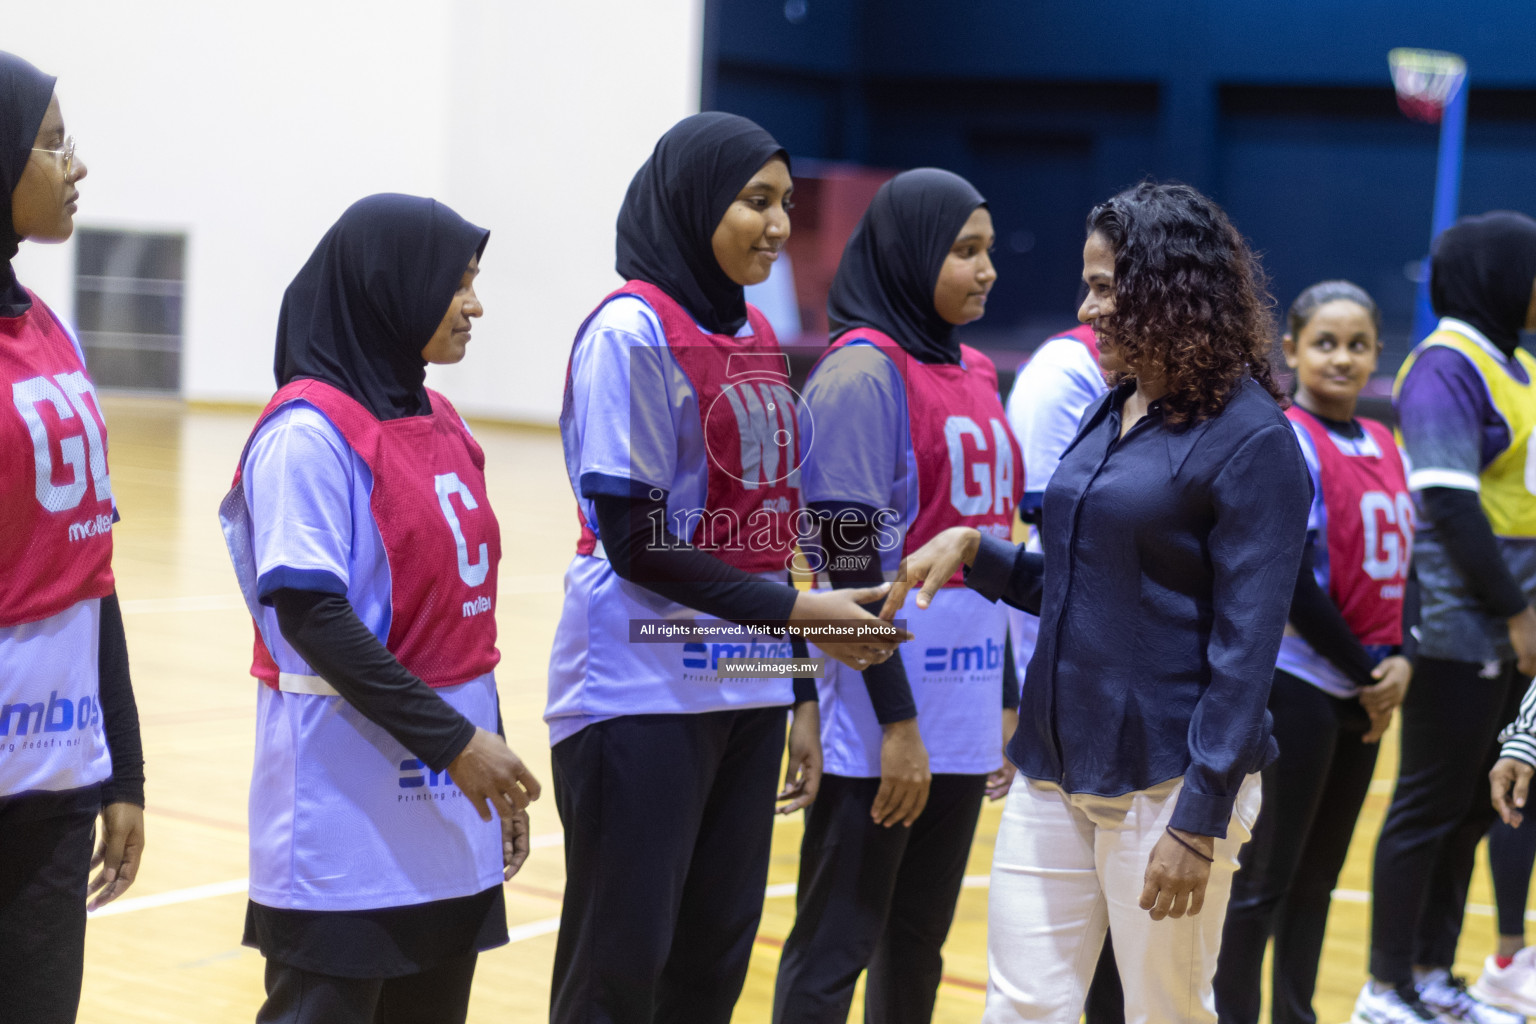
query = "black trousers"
(1369, 657, 1525, 986)
(1087, 935, 1125, 1024)
(771, 773, 987, 1024)
(1214, 670, 1380, 1024)
(0, 786, 100, 1024)
(549, 706, 786, 1024)
(1489, 812, 1536, 936)
(255, 953, 477, 1023)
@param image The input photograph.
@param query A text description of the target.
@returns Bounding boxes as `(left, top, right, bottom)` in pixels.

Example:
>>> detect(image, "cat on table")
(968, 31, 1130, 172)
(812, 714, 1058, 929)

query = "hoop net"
(1389, 48, 1467, 124)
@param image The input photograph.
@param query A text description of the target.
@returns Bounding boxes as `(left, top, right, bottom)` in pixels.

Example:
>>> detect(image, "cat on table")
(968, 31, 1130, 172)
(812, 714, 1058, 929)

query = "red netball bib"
(0, 292, 115, 627)
(1288, 406, 1411, 645)
(567, 281, 800, 573)
(235, 379, 501, 687)
(825, 329, 1023, 586)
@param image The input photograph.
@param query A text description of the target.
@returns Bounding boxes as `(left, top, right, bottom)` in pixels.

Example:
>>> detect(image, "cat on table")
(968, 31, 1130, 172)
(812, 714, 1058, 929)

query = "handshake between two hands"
(794, 526, 980, 672)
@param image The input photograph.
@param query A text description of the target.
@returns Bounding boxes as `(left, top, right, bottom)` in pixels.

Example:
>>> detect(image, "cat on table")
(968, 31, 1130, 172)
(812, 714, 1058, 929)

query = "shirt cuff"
(964, 533, 1019, 604)
(1168, 783, 1236, 839)
(579, 471, 667, 500)
(256, 566, 347, 605)
(1500, 734, 1536, 770)
(99, 774, 146, 808)
(427, 718, 481, 775)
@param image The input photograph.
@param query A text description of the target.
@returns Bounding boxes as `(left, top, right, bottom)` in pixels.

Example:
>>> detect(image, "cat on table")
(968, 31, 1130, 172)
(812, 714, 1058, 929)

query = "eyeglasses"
(31, 136, 76, 175)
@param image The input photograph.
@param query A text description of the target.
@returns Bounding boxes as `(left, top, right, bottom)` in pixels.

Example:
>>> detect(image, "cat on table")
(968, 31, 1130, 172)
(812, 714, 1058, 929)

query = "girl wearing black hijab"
(219, 194, 540, 1024)
(547, 112, 902, 1024)
(1356, 211, 1536, 1024)
(770, 168, 1021, 1024)
(0, 51, 145, 1024)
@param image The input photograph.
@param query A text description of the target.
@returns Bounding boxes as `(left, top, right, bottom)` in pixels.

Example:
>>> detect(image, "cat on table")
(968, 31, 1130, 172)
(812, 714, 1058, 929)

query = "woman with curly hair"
(880, 181, 1311, 1024)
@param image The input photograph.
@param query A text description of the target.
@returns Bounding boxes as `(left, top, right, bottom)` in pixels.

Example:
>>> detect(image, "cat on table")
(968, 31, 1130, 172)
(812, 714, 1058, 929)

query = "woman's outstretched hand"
(880, 527, 981, 620)
(794, 584, 911, 671)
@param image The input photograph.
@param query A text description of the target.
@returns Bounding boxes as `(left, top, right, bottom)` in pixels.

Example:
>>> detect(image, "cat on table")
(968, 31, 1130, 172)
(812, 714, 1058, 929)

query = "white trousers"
(983, 773, 1262, 1024)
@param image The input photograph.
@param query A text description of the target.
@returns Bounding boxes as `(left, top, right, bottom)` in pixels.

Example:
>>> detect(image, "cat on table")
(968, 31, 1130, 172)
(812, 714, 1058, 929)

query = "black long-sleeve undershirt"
(592, 492, 814, 702)
(1287, 542, 1379, 688)
(591, 493, 798, 626)
(1421, 486, 1529, 619)
(270, 589, 477, 773)
(809, 503, 917, 723)
(97, 591, 145, 807)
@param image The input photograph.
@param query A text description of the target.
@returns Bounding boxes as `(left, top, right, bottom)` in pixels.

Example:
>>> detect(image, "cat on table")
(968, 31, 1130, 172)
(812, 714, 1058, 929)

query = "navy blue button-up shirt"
(967, 377, 1310, 836)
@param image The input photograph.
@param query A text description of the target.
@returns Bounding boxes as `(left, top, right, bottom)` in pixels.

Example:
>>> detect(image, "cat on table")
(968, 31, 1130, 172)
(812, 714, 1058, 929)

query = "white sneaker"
(1418, 970, 1526, 1024)
(1473, 950, 1536, 1017)
(1352, 982, 1444, 1024)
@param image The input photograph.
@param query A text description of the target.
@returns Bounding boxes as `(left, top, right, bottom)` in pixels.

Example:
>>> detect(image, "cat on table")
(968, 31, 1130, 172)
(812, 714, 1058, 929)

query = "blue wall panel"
(710, 0, 1536, 353)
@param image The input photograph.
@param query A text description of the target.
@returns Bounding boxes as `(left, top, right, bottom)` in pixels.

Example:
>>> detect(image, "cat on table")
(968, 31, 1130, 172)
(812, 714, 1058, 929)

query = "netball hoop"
(1390, 48, 1469, 342)
(1389, 48, 1466, 123)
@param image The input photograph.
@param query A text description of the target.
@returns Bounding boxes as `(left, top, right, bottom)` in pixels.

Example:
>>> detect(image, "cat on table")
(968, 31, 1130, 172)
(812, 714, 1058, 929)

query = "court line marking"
(90, 877, 250, 918)
(89, 832, 570, 919)
(508, 916, 562, 942)
(104, 836, 1532, 938)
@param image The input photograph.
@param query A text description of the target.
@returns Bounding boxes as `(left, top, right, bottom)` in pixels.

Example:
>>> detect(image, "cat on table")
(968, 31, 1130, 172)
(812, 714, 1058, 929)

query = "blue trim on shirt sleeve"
(256, 566, 348, 605)
(580, 472, 669, 500)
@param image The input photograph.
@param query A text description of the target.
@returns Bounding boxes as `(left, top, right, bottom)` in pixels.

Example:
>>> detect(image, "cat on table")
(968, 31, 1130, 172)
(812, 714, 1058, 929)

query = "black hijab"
(0, 51, 58, 318)
(827, 168, 986, 365)
(275, 194, 489, 420)
(615, 112, 787, 336)
(1430, 210, 1536, 355)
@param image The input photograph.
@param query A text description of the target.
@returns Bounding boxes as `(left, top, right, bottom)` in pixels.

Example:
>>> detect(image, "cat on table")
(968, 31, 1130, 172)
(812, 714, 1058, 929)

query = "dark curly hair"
(1086, 182, 1282, 424)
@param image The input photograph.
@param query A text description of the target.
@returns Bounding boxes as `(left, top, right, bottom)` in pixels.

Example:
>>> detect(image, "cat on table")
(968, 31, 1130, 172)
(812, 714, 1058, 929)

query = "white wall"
(9, 0, 701, 423)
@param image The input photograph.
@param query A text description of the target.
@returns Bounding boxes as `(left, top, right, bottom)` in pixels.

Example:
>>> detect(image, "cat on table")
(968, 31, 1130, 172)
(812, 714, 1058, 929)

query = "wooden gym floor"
(78, 395, 1515, 1024)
